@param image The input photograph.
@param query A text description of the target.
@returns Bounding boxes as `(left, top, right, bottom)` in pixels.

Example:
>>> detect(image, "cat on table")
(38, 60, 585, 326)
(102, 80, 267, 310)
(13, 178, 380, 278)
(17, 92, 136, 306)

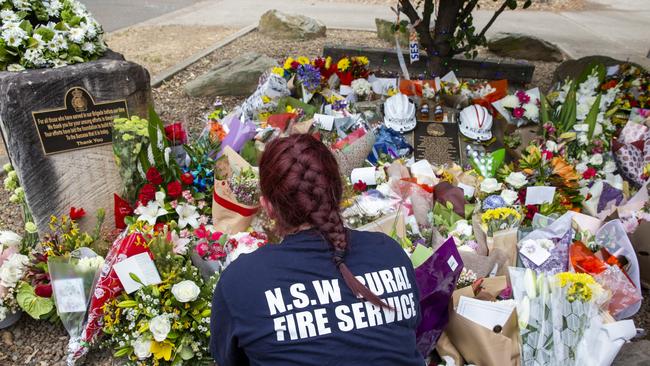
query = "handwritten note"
(525, 186, 556, 206)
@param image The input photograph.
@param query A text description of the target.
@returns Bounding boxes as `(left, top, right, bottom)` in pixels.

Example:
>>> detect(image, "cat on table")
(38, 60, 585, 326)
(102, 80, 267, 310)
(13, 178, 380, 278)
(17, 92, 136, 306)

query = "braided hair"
(259, 134, 387, 308)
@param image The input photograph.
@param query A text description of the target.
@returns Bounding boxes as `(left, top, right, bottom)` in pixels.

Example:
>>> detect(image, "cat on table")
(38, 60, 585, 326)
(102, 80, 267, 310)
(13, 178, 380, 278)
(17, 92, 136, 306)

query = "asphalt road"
(82, 0, 203, 32)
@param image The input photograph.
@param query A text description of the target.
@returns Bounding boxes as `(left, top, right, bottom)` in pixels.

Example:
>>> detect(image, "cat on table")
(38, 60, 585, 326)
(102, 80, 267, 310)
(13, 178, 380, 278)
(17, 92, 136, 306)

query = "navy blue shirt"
(210, 229, 424, 366)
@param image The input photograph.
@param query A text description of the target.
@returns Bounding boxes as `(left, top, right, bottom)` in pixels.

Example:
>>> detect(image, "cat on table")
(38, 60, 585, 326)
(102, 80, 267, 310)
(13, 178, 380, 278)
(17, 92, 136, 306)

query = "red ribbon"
(213, 188, 259, 217)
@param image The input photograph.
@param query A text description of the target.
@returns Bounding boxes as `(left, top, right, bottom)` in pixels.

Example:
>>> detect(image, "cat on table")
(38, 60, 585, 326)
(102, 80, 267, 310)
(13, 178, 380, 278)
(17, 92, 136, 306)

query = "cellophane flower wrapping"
(511, 268, 609, 366)
(48, 247, 104, 366)
(217, 114, 257, 158)
(414, 238, 463, 357)
(76, 232, 150, 359)
(593, 219, 642, 319)
(510, 267, 555, 366)
(549, 273, 606, 366)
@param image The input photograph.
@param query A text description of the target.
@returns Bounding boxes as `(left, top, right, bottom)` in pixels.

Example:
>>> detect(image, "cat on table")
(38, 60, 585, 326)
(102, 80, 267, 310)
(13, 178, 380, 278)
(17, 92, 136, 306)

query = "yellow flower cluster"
(481, 207, 521, 223)
(555, 272, 597, 303)
(337, 57, 350, 71)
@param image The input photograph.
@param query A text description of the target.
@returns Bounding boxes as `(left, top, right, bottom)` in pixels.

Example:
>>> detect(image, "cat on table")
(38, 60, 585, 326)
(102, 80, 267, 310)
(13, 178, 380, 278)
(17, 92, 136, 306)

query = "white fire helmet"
(383, 93, 416, 133)
(459, 104, 493, 142)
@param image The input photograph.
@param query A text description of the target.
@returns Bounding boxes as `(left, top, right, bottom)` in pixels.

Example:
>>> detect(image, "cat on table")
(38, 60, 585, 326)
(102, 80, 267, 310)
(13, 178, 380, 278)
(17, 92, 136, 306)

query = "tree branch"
(398, 0, 422, 26)
(422, 0, 434, 30)
(477, 1, 509, 39)
(458, 0, 480, 23)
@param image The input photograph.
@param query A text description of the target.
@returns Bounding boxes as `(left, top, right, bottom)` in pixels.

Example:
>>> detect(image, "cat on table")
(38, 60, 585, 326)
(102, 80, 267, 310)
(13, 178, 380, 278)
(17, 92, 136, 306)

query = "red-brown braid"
(259, 134, 388, 308)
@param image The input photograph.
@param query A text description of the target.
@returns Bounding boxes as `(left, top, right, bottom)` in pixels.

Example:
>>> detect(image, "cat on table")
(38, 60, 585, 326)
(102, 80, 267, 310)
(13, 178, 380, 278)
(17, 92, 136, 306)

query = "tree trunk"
(424, 0, 464, 77)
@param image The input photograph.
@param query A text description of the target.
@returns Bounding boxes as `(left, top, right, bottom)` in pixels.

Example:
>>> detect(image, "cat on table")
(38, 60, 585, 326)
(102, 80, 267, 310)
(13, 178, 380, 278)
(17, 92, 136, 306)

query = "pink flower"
(542, 150, 554, 161)
(197, 200, 206, 210)
(196, 242, 209, 257)
(512, 107, 525, 118)
(516, 90, 531, 104)
(170, 200, 178, 209)
(199, 215, 209, 225)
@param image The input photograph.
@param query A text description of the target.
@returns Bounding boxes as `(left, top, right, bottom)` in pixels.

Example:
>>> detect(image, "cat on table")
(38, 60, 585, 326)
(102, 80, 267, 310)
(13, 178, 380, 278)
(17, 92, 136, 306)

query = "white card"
(457, 182, 475, 198)
(447, 255, 459, 271)
(350, 167, 377, 186)
(53, 278, 86, 313)
(519, 239, 552, 266)
(113, 252, 162, 294)
(457, 296, 515, 331)
(370, 77, 398, 95)
(525, 186, 556, 206)
(313, 113, 334, 131)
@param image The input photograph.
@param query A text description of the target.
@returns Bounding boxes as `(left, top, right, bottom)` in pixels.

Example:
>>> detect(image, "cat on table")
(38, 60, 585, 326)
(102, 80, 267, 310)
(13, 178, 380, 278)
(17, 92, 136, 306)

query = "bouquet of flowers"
(494, 88, 540, 126)
(164, 122, 189, 167)
(102, 234, 217, 365)
(510, 268, 608, 366)
(481, 207, 521, 236)
(335, 56, 370, 94)
(17, 209, 104, 322)
(113, 116, 150, 204)
(2, 163, 38, 247)
(0, 0, 107, 71)
(0, 230, 29, 327)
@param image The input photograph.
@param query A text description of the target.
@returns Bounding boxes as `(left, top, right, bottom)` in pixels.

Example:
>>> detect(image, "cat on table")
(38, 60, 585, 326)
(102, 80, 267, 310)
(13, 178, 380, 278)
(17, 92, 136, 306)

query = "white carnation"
(0, 230, 22, 247)
(0, 253, 29, 288)
(603, 160, 617, 174)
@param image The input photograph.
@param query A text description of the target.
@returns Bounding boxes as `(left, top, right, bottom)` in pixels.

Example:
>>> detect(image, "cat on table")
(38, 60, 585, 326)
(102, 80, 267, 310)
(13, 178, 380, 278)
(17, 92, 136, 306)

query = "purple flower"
(297, 64, 322, 93)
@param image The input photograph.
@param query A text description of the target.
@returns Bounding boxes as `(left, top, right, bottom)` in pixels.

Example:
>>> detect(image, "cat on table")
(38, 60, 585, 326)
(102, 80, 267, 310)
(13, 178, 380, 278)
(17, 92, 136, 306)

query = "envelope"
(357, 210, 406, 238)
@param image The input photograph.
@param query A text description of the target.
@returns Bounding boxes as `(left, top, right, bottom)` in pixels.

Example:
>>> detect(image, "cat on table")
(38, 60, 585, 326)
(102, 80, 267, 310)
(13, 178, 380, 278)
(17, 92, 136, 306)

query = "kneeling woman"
(210, 134, 424, 366)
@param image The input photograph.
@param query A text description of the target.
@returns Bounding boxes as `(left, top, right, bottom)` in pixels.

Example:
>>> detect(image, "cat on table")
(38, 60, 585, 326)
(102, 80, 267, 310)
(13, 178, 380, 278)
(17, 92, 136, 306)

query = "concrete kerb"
(150, 23, 258, 88)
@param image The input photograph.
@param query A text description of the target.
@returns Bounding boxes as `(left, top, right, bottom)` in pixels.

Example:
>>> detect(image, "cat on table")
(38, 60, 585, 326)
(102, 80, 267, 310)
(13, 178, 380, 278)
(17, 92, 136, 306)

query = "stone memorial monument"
(0, 51, 151, 233)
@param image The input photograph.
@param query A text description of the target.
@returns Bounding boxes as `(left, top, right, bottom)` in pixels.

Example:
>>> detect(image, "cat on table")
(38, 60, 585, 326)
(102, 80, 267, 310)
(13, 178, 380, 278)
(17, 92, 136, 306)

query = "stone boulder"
(0, 50, 151, 233)
(488, 32, 564, 62)
(184, 52, 278, 97)
(258, 10, 326, 40)
(375, 19, 409, 47)
(552, 55, 629, 84)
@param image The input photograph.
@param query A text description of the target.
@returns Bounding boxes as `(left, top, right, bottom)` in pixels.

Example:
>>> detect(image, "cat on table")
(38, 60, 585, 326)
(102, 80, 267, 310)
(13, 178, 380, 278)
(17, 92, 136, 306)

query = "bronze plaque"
(32, 87, 128, 155)
(414, 121, 462, 165)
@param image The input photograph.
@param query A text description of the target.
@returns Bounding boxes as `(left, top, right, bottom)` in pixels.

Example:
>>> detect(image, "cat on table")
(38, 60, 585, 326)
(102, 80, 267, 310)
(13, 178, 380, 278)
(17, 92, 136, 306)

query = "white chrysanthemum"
(0, 9, 18, 22)
(44, 0, 63, 17)
(6, 63, 24, 71)
(2, 22, 28, 47)
(47, 32, 68, 52)
(81, 42, 95, 53)
(11, 0, 30, 11)
(81, 21, 98, 38)
(23, 48, 44, 66)
(523, 103, 539, 121)
(68, 27, 86, 44)
(500, 95, 519, 109)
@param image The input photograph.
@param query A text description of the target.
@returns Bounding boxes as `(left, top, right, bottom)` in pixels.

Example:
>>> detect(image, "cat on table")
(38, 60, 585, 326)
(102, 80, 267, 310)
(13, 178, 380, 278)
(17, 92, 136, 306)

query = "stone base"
(0, 51, 151, 234)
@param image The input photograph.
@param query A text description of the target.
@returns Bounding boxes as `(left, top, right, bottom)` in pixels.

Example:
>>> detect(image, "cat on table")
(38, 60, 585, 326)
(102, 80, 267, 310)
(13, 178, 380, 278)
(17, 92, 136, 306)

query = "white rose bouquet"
(102, 234, 217, 365)
(0, 0, 107, 71)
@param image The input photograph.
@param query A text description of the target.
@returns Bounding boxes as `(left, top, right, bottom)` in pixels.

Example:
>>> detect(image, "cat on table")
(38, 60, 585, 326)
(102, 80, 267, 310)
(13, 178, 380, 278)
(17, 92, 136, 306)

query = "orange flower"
(209, 121, 227, 142)
(551, 157, 580, 187)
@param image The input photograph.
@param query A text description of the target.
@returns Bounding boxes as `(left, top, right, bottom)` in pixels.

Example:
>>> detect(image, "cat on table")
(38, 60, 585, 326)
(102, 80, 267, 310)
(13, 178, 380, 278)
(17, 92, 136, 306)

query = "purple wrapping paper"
(217, 114, 257, 158)
(414, 238, 463, 357)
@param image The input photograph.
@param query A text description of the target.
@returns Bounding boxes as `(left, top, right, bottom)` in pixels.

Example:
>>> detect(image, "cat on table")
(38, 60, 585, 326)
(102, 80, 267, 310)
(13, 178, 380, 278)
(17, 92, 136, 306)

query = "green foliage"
(16, 282, 55, 320)
(586, 93, 602, 139)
